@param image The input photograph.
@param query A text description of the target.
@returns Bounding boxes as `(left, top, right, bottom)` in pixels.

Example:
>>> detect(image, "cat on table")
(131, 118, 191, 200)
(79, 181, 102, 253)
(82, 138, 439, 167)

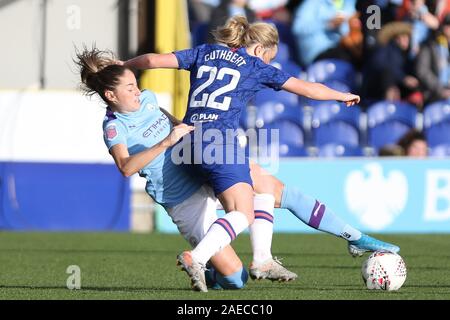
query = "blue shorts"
(188, 142, 253, 196)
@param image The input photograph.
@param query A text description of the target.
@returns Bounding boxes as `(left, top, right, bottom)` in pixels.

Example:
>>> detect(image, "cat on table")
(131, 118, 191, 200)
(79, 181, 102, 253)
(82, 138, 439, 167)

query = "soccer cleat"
(176, 251, 208, 292)
(249, 257, 298, 282)
(348, 234, 400, 257)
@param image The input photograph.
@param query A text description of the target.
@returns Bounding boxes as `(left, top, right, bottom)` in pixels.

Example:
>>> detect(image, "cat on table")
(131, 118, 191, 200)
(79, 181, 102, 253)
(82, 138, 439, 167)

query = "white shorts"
(166, 185, 221, 248)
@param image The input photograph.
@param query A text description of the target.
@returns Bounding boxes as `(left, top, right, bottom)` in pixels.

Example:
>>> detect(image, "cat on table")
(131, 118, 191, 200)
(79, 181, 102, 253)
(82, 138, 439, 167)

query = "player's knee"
(216, 267, 249, 290)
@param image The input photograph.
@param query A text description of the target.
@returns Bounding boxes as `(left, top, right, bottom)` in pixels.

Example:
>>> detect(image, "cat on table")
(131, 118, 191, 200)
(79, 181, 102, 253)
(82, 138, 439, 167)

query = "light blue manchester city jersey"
(102, 90, 202, 208)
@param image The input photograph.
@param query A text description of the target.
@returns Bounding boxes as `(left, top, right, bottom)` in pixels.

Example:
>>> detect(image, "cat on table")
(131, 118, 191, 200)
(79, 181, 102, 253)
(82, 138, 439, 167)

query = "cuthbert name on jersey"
(204, 50, 246, 67)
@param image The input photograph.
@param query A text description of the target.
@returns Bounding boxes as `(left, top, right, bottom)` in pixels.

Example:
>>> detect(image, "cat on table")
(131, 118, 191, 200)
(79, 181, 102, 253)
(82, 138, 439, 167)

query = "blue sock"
(280, 185, 361, 241)
(205, 266, 248, 290)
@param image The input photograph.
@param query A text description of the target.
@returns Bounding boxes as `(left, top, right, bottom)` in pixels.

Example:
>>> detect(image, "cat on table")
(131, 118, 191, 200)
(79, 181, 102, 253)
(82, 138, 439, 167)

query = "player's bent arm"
(110, 143, 168, 177)
(282, 77, 360, 106)
(110, 123, 194, 177)
(123, 53, 179, 70)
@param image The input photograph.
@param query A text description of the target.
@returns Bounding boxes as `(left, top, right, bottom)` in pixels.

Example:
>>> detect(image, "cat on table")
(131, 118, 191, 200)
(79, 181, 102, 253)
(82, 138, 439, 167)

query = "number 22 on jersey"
(189, 66, 241, 111)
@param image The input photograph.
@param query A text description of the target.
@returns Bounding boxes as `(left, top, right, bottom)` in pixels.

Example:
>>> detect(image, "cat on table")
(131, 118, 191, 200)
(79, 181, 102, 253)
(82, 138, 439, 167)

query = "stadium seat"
(311, 103, 362, 146)
(367, 101, 419, 150)
(254, 86, 300, 108)
(259, 120, 305, 145)
(306, 59, 356, 89)
(423, 100, 450, 147)
(429, 144, 450, 157)
(312, 101, 361, 129)
(314, 122, 360, 147)
(317, 143, 365, 157)
(256, 120, 306, 158)
(254, 102, 304, 129)
(271, 60, 302, 78)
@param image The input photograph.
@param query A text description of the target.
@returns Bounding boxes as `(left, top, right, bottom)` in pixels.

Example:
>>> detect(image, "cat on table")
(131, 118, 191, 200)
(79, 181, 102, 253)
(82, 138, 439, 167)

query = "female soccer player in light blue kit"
(122, 15, 400, 291)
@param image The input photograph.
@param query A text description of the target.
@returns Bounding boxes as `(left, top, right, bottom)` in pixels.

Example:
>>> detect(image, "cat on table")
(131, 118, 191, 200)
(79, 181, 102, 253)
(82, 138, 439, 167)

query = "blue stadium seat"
(255, 103, 304, 129)
(271, 60, 302, 78)
(314, 122, 360, 147)
(312, 102, 361, 128)
(258, 120, 305, 150)
(254, 87, 300, 108)
(311, 103, 362, 146)
(306, 59, 356, 89)
(367, 101, 419, 150)
(423, 100, 450, 147)
(317, 143, 365, 157)
(255, 120, 307, 157)
(429, 144, 450, 157)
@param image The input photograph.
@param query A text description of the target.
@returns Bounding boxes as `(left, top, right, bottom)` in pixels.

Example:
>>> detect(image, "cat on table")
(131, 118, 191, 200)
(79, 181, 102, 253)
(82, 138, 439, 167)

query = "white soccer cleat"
(249, 257, 298, 282)
(176, 251, 208, 292)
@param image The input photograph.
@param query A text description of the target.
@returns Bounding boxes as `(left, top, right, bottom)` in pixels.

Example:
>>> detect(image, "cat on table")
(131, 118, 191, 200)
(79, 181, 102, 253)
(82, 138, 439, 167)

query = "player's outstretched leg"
(347, 234, 400, 257)
(177, 251, 208, 292)
(249, 257, 298, 282)
(280, 186, 401, 257)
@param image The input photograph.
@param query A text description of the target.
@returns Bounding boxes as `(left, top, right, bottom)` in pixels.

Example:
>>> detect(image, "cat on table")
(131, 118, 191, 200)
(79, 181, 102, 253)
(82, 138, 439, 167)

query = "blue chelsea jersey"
(174, 44, 292, 132)
(102, 90, 202, 208)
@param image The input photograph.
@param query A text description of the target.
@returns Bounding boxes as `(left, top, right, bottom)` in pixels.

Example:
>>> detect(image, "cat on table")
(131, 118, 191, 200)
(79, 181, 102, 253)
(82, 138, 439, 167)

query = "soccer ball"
(361, 251, 407, 291)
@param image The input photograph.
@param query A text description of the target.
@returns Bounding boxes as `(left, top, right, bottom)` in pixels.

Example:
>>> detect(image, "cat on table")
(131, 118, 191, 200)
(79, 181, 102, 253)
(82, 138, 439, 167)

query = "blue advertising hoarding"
(156, 158, 450, 233)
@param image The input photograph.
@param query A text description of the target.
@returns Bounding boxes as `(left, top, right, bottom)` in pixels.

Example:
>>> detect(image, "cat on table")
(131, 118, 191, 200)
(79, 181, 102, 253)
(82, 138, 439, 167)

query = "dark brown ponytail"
(74, 45, 128, 103)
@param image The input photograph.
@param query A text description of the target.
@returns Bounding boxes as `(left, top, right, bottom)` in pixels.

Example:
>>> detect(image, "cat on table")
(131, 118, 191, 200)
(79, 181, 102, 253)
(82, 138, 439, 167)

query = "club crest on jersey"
(105, 124, 118, 140)
(190, 113, 218, 123)
(145, 103, 157, 111)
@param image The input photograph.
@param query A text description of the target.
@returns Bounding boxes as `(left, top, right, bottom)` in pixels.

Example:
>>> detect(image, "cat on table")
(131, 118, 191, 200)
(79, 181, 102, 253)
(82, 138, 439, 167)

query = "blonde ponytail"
(213, 15, 279, 49)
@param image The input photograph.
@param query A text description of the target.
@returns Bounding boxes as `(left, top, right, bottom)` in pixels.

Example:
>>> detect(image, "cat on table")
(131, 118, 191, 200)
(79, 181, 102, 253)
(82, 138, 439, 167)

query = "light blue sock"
(205, 266, 248, 290)
(280, 185, 361, 241)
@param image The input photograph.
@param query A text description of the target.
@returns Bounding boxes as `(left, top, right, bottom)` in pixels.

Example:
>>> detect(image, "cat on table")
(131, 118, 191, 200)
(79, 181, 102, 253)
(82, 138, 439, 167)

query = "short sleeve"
(173, 47, 199, 70)
(256, 61, 291, 91)
(103, 120, 127, 150)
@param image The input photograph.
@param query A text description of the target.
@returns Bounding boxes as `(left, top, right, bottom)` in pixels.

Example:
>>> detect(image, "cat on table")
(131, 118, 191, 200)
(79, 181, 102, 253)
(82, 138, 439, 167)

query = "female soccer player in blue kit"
(121, 15, 399, 290)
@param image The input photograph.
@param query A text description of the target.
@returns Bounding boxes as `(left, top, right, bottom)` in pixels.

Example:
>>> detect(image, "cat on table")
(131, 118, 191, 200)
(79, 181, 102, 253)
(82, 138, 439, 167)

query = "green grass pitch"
(0, 232, 449, 300)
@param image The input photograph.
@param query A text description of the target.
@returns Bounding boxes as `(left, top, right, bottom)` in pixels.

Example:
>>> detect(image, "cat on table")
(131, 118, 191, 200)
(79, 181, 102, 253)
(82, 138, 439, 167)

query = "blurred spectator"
(379, 144, 406, 156)
(361, 21, 422, 107)
(189, 0, 220, 24)
(291, 0, 357, 67)
(415, 13, 450, 104)
(247, 0, 290, 21)
(397, 128, 429, 156)
(207, 0, 257, 43)
(397, 0, 440, 57)
(433, 0, 450, 21)
(309, 11, 365, 69)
